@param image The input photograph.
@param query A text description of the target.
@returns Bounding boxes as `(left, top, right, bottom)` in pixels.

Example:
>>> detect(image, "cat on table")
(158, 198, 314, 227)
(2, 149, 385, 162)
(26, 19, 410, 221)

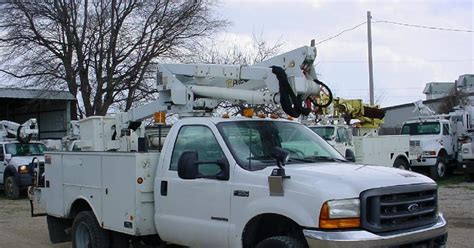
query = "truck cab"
(308, 124, 355, 160)
(402, 119, 455, 180)
(0, 141, 46, 199)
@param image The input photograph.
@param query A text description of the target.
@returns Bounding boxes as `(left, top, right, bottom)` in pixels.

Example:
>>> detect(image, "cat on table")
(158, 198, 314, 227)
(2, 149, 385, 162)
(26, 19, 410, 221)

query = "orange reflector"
(319, 202, 360, 229)
(222, 113, 230, 118)
(154, 112, 166, 124)
(287, 116, 294, 120)
(243, 108, 254, 118)
(258, 113, 266, 118)
(270, 113, 279, 119)
(137, 177, 144, 184)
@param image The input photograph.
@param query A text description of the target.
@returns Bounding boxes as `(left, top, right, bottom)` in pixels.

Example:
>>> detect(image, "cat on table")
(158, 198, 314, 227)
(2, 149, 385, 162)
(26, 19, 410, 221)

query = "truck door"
(334, 127, 348, 155)
(156, 125, 231, 247)
(443, 123, 454, 156)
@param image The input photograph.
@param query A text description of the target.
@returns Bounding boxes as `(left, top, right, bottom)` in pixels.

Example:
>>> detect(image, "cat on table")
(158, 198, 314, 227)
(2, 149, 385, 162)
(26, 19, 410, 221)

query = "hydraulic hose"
(310, 78, 333, 108)
(271, 66, 311, 118)
(16, 125, 32, 144)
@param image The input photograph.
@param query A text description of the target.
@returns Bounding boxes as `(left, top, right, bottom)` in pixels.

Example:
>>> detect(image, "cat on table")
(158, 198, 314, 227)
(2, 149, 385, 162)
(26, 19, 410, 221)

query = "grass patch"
(438, 174, 465, 187)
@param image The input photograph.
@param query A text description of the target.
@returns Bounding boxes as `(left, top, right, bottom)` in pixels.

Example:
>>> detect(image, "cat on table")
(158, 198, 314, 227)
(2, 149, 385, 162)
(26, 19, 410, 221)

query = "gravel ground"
(0, 179, 473, 248)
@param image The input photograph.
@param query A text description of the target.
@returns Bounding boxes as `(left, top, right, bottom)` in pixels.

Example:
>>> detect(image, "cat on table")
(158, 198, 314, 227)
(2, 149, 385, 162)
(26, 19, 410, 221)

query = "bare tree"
(0, 0, 227, 118)
(437, 88, 469, 114)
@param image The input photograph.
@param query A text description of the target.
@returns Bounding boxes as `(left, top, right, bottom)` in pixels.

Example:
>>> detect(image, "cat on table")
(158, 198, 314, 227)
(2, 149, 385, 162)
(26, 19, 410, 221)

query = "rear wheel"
(429, 157, 447, 181)
(465, 173, 474, 182)
(5, 176, 20, 200)
(393, 158, 409, 170)
(256, 236, 306, 248)
(72, 211, 110, 248)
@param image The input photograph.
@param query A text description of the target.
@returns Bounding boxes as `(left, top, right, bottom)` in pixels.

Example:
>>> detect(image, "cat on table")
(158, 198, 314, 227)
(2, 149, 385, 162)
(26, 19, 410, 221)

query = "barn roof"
(0, 88, 75, 101)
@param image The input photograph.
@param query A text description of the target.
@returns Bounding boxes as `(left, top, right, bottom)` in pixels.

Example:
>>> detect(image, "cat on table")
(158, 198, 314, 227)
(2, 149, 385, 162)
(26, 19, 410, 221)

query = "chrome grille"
(361, 184, 438, 233)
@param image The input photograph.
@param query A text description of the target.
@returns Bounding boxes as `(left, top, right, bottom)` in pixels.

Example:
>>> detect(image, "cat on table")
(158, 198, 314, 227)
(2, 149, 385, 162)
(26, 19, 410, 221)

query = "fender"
(3, 164, 20, 184)
(67, 196, 102, 224)
(236, 196, 316, 238)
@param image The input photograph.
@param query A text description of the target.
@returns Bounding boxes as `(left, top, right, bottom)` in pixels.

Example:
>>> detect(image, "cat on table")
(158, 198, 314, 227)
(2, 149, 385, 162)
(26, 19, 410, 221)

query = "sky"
(214, 0, 473, 107)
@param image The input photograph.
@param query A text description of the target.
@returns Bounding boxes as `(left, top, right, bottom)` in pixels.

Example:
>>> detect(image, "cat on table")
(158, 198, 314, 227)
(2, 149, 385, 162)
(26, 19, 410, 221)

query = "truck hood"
(7, 156, 45, 166)
(261, 162, 435, 197)
(409, 135, 441, 153)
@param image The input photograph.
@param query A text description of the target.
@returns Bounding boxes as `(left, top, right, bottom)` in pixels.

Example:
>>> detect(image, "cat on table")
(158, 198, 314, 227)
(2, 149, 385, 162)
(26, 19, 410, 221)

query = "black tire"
(429, 157, 447, 181)
(393, 158, 409, 170)
(5, 176, 20, 200)
(72, 211, 110, 248)
(256, 236, 306, 248)
(465, 173, 474, 182)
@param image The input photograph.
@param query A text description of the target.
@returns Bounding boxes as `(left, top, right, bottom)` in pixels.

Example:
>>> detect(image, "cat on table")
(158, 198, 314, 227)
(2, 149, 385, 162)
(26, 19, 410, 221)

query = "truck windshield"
(217, 121, 345, 171)
(401, 122, 440, 135)
(5, 143, 46, 157)
(309, 126, 334, 140)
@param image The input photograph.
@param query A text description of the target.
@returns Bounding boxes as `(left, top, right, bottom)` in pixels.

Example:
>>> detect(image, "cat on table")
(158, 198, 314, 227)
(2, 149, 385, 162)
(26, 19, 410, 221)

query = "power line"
(319, 59, 474, 63)
(373, 19, 474, 33)
(315, 21, 367, 45)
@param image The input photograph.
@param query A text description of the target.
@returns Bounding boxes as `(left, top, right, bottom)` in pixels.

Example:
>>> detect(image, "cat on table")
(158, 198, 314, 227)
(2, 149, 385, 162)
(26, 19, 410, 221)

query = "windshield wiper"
(288, 157, 316, 163)
(303, 155, 348, 163)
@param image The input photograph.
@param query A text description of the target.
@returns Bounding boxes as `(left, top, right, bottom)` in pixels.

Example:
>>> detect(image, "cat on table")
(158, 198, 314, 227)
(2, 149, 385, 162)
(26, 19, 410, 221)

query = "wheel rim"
(438, 162, 446, 178)
(75, 222, 92, 248)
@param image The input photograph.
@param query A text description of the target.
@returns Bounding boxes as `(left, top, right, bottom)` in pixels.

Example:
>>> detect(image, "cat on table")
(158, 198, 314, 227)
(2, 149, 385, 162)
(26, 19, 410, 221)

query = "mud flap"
(47, 215, 72, 243)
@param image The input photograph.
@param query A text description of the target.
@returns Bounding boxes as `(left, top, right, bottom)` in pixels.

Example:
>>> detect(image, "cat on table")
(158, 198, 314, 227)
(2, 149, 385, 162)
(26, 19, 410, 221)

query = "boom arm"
(0, 118, 38, 143)
(83, 45, 331, 151)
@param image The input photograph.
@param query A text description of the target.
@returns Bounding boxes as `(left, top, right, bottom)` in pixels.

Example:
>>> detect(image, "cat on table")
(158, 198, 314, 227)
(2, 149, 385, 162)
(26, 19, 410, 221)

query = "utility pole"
(367, 11, 374, 106)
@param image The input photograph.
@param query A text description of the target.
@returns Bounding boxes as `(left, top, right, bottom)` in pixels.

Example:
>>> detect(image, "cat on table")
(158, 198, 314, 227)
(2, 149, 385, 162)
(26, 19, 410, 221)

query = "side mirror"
(4, 154, 12, 161)
(177, 151, 230, 180)
(178, 151, 199, 180)
(345, 150, 356, 162)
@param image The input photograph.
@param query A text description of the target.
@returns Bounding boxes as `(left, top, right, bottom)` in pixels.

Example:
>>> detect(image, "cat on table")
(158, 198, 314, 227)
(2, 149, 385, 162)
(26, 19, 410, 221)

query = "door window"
(443, 124, 449, 135)
(336, 128, 348, 143)
(0, 145, 3, 161)
(170, 126, 224, 176)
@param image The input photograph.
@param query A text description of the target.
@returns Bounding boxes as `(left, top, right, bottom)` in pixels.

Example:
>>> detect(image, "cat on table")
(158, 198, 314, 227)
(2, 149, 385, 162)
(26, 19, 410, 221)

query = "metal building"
(0, 88, 75, 139)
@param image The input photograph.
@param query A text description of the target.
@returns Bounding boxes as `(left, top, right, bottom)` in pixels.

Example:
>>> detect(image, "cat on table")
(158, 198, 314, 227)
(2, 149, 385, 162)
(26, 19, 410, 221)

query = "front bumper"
(410, 157, 437, 167)
(461, 159, 474, 173)
(18, 174, 33, 188)
(303, 213, 447, 248)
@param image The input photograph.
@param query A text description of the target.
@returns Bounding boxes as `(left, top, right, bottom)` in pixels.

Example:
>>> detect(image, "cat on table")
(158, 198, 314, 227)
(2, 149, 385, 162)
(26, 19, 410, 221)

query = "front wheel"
(5, 176, 20, 200)
(256, 236, 306, 248)
(429, 157, 447, 181)
(72, 211, 110, 248)
(393, 158, 409, 170)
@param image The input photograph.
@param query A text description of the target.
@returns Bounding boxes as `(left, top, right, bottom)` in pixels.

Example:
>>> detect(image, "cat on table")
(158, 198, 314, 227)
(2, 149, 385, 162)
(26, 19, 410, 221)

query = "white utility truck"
(29, 45, 447, 248)
(458, 134, 474, 182)
(402, 106, 474, 180)
(310, 124, 412, 169)
(0, 118, 45, 199)
(308, 98, 412, 170)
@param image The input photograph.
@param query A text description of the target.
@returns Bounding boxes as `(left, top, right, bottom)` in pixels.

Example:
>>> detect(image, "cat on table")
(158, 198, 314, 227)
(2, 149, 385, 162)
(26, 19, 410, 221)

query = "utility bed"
(353, 135, 411, 167)
(39, 151, 160, 236)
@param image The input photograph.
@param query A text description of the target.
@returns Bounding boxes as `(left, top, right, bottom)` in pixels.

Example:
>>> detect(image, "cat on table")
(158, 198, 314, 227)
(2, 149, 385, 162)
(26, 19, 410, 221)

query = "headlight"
(319, 198, 360, 229)
(422, 151, 436, 156)
(18, 165, 29, 174)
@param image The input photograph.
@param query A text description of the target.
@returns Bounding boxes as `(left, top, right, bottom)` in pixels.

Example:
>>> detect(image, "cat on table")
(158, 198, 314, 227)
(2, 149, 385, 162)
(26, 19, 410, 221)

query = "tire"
(465, 173, 474, 182)
(256, 236, 306, 248)
(72, 211, 110, 248)
(4, 176, 20, 200)
(393, 158, 409, 170)
(429, 157, 447, 181)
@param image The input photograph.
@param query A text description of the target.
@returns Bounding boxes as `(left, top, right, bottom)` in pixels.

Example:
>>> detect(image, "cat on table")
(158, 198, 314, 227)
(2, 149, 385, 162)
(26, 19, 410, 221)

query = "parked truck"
(0, 118, 45, 199)
(308, 99, 412, 170)
(402, 106, 474, 180)
(29, 45, 447, 248)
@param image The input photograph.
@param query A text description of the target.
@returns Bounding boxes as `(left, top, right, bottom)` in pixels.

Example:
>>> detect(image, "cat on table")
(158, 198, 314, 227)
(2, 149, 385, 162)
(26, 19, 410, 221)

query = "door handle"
(160, 181, 168, 196)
